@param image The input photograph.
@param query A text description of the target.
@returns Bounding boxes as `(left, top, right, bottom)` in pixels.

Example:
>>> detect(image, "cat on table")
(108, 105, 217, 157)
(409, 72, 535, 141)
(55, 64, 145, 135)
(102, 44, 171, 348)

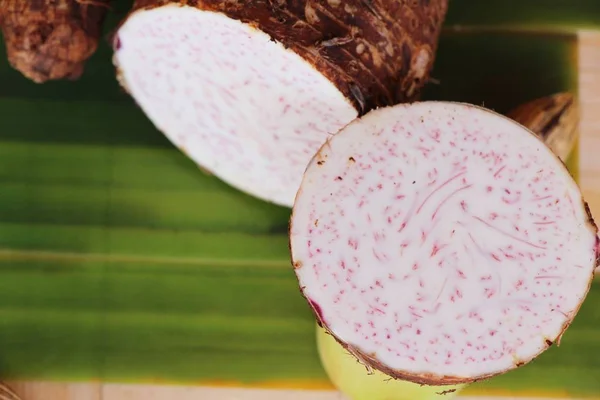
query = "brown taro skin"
(0, 0, 111, 83)
(122, 0, 449, 113)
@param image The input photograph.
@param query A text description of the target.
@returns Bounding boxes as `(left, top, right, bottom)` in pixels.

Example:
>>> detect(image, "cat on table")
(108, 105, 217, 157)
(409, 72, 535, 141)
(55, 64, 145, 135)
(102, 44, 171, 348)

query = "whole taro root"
(0, 0, 111, 83)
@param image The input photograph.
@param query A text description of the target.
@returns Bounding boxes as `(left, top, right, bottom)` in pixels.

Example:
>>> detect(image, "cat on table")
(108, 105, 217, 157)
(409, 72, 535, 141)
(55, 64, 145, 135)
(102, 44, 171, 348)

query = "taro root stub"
(508, 92, 579, 163)
(112, 0, 448, 207)
(289, 101, 599, 385)
(0, 0, 111, 83)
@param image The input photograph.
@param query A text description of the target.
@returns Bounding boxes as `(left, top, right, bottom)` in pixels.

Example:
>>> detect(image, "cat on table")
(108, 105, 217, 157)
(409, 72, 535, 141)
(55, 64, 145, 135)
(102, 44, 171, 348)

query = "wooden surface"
(579, 31, 600, 218)
(3, 30, 600, 400)
(2, 381, 590, 400)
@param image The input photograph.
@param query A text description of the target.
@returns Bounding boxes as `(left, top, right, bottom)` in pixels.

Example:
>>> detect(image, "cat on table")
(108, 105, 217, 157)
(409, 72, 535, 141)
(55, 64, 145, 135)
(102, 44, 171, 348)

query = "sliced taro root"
(112, 0, 448, 207)
(0, 0, 111, 83)
(289, 101, 599, 385)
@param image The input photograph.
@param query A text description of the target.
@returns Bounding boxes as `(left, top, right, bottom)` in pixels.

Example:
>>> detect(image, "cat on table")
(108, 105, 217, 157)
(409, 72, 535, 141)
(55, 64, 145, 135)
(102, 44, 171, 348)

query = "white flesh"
(113, 5, 357, 207)
(290, 102, 597, 381)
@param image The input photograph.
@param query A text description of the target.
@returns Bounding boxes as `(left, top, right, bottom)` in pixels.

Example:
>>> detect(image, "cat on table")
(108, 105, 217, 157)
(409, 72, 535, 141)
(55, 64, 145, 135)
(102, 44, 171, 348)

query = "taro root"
(0, 0, 111, 83)
(112, 0, 448, 207)
(290, 101, 599, 385)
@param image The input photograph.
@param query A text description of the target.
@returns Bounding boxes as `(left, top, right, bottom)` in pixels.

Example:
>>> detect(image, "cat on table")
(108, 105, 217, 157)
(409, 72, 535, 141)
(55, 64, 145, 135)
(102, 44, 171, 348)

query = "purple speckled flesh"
(290, 101, 598, 384)
(112, 6, 357, 207)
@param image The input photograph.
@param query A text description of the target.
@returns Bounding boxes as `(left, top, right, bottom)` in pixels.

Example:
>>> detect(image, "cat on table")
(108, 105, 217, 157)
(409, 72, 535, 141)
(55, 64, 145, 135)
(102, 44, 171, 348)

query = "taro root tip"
(0, 0, 111, 83)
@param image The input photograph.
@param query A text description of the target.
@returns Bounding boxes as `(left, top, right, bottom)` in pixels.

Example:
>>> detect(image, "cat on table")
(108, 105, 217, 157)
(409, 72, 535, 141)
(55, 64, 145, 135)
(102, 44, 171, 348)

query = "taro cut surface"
(289, 101, 599, 385)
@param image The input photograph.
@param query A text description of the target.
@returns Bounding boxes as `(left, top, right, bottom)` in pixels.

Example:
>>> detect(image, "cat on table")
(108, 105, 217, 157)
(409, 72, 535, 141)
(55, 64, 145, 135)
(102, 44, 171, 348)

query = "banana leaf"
(0, 5, 598, 400)
(444, 0, 600, 32)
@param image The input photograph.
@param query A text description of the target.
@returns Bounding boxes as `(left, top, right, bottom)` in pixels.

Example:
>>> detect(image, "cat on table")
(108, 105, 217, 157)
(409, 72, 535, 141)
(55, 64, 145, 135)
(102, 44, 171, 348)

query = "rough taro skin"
(123, 0, 448, 112)
(0, 0, 111, 82)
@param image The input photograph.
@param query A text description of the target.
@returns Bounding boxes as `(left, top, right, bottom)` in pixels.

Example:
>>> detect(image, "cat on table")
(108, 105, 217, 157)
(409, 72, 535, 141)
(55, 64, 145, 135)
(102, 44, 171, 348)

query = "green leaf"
(444, 0, 600, 32)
